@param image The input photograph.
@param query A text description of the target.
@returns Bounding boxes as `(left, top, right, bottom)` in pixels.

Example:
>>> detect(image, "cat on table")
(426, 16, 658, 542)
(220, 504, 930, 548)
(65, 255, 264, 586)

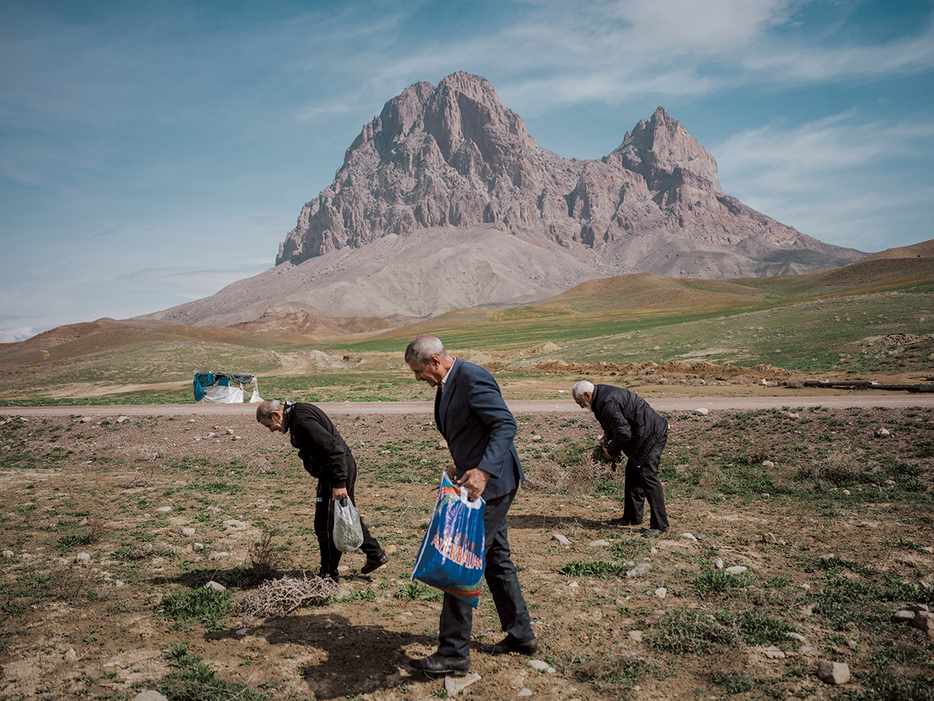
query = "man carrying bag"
(404, 335, 537, 676)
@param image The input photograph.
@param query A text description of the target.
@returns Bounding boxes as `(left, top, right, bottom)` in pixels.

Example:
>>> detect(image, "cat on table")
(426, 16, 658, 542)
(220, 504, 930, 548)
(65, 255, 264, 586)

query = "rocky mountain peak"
(275, 72, 860, 282)
(613, 106, 721, 192)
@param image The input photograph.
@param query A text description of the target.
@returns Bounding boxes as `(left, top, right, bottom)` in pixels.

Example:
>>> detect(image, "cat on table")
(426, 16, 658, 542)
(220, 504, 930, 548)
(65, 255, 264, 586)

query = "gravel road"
(1, 393, 932, 417)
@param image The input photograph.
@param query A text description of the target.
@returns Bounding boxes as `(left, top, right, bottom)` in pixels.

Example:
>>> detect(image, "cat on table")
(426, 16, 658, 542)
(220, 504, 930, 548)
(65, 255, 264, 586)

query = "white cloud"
(713, 114, 934, 249)
(0, 326, 34, 344)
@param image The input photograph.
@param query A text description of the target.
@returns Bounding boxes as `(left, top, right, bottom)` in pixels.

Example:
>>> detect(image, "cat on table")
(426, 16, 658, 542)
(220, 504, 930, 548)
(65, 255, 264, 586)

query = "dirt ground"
(1, 398, 933, 700)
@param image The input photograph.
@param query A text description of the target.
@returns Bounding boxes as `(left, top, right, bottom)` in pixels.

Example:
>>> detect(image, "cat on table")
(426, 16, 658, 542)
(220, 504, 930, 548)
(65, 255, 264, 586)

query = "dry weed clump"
(812, 449, 865, 487)
(247, 527, 284, 582)
(236, 576, 337, 619)
(118, 474, 152, 489)
(526, 443, 615, 493)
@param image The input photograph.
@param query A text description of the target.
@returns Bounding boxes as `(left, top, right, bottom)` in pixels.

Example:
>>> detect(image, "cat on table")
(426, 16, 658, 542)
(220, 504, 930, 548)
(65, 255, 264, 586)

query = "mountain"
(144, 72, 864, 328)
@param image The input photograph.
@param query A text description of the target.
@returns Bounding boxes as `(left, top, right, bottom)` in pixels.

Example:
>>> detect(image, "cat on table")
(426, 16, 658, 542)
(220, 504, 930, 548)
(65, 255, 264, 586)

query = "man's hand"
(332, 486, 349, 501)
(457, 468, 490, 501)
(446, 464, 457, 482)
(602, 446, 613, 461)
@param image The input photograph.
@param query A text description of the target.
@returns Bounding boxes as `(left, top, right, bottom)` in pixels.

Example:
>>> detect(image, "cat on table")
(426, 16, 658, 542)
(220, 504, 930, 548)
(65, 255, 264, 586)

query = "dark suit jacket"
(434, 358, 523, 501)
(591, 384, 668, 464)
(284, 402, 353, 489)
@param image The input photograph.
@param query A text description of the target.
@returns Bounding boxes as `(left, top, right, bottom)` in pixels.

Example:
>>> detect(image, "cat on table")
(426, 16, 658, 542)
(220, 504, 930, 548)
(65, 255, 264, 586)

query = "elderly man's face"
(259, 411, 285, 433)
(575, 392, 592, 410)
(407, 356, 445, 387)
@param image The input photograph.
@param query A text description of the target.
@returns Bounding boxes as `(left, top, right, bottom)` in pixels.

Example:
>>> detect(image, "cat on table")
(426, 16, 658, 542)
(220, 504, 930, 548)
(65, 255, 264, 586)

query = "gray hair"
(255, 399, 282, 421)
(571, 381, 594, 401)
(405, 334, 448, 364)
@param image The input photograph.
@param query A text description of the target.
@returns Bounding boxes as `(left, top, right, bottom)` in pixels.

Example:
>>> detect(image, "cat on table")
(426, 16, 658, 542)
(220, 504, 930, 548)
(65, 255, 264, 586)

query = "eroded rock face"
(276, 72, 861, 278)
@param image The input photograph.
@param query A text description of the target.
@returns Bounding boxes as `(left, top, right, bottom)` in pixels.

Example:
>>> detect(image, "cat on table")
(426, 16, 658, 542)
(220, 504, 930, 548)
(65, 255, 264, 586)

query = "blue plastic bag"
(411, 472, 486, 608)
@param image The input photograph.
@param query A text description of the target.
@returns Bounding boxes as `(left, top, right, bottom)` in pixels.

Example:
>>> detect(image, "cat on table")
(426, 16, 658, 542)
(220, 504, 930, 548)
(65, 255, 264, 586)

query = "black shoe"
(641, 528, 668, 537)
(319, 571, 339, 583)
(609, 517, 640, 526)
(410, 652, 470, 676)
(361, 552, 389, 574)
(479, 635, 539, 656)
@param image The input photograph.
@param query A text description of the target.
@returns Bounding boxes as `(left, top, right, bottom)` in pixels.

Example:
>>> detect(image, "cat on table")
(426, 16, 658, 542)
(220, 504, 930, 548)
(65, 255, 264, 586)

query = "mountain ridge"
(141, 71, 868, 328)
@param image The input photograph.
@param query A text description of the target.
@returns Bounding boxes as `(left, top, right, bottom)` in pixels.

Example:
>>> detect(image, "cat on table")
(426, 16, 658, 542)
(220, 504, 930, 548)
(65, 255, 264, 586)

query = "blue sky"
(2, 0, 932, 342)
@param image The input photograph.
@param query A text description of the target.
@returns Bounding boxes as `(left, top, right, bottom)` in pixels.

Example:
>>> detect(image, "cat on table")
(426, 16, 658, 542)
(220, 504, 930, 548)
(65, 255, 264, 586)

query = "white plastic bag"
(332, 498, 364, 552)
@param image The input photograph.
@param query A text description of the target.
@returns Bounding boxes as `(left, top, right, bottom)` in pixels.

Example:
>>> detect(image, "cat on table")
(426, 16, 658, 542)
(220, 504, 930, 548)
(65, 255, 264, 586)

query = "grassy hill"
(1, 254, 932, 404)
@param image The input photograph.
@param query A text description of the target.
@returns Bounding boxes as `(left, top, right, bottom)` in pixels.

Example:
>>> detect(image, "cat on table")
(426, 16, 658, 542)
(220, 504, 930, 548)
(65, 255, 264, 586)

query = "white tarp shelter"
(193, 372, 262, 404)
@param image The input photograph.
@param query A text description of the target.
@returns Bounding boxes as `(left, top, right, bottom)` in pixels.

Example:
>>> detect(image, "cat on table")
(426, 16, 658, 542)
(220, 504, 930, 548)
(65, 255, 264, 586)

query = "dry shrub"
(236, 575, 337, 619)
(86, 518, 106, 544)
(118, 474, 152, 489)
(247, 527, 284, 582)
(812, 450, 864, 487)
(784, 377, 806, 389)
(526, 444, 615, 493)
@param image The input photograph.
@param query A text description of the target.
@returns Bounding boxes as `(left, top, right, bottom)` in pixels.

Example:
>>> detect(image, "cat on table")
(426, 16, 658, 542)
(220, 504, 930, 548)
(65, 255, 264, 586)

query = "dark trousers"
(437, 489, 534, 658)
(313, 458, 383, 577)
(622, 432, 669, 531)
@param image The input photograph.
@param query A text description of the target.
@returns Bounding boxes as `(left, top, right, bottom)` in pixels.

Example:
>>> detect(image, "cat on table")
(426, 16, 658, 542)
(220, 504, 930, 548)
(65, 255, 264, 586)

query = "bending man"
(572, 381, 670, 536)
(256, 399, 388, 580)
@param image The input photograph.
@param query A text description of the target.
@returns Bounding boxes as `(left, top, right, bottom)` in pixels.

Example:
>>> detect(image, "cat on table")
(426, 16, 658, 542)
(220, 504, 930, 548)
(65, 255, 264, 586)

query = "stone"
(155, 506, 172, 513)
(205, 581, 226, 592)
(911, 611, 934, 638)
(762, 646, 785, 659)
(133, 692, 169, 701)
(695, 408, 709, 416)
(628, 630, 643, 642)
(725, 566, 747, 575)
(816, 660, 850, 685)
(445, 672, 481, 696)
(713, 558, 724, 569)
(75, 553, 91, 562)
(764, 533, 778, 544)
(626, 562, 651, 578)
(63, 648, 77, 662)
(681, 533, 698, 541)
(181, 528, 195, 536)
(209, 551, 229, 560)
(517, 690, 533, 697)
(588, 539, 610, 548)
(551, 533, 571, 546)
(528, 660, 555, 673)
(654, 587, 667, 599)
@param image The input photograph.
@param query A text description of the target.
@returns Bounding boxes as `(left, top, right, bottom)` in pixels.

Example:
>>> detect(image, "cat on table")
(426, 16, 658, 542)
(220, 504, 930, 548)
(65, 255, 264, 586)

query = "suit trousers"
(437, 488, 534, 658)
(622, 432, 669, 530)
(313, 459, 382, 578)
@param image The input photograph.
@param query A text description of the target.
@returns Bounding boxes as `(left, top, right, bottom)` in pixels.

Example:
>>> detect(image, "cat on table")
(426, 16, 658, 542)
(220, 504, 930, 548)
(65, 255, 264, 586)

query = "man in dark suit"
(572, 381, 670, 536)
(404, 334, 537, 675)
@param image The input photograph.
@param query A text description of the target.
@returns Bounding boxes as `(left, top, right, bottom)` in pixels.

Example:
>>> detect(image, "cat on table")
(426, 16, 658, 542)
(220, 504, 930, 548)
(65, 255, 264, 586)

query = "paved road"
(1, 393, 932, 417)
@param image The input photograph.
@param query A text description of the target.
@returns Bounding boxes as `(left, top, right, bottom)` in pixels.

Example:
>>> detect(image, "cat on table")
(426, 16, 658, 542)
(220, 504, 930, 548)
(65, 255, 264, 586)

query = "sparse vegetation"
(0, 404, 931, 698)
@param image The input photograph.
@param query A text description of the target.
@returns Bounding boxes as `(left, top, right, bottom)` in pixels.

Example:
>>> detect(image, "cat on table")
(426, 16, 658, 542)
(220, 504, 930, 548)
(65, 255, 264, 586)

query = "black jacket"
(283, 402, 352, 488)
(591, 385, 668, 464)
